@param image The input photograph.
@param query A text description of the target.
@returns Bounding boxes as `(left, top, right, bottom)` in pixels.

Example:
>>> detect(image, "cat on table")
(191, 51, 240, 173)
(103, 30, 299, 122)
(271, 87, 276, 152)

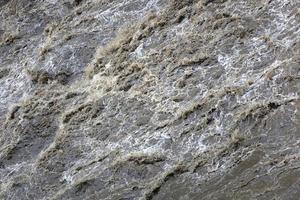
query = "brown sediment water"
(0, 0, 299, 199)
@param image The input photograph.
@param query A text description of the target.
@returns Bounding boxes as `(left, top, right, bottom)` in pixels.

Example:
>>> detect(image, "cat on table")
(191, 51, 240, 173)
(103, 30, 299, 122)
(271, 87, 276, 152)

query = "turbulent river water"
(0, 0, 299, 199)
